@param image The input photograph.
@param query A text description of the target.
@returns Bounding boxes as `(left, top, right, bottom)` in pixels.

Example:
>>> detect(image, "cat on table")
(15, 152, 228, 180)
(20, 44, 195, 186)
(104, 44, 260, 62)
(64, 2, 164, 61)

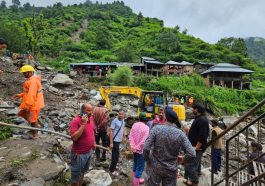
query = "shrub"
(108, 66, 134, 86)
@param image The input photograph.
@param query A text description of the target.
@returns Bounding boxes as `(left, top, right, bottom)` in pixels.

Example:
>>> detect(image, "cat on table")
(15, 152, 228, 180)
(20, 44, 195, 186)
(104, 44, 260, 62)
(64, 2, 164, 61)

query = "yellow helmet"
(19, 65, 35, 73)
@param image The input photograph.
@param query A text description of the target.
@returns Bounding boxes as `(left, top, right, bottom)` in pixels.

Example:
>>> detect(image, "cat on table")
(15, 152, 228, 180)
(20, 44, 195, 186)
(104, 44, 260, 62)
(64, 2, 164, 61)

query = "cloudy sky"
(5, 0, 265, 43)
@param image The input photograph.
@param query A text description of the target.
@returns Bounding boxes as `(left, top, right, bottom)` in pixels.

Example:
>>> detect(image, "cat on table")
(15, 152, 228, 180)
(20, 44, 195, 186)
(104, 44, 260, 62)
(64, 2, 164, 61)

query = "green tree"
(0, 21, 27, 52)
(218, 37, 248, 57)
(137, 12, 144, 25)
(117, 43, 137, 62)
(53, 2, 63, 8)
(95, 27, 112, 49)
(182, 28, 188, 35)
(12, 0, 20, 6)
(84, 0, 93, 6)
(23, 2, 31, 10)
(0, 0, 6, 9)
(50, 34, 63, 57)
(22, 13, 47, 56)
(157, 30, 180, 54)
(10, 0, 20, 11)
(173, 25, 180, 33)
(109, 66, 134, 86)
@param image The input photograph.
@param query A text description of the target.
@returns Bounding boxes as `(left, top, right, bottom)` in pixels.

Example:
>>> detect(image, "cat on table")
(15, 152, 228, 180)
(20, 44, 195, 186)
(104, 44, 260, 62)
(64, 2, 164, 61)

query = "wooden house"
(70, 62, 115, 77)
(70, 62, 145, 77)
(201, 63, 254, 89)
(166, 60, 194, 75)
(194, 62, 215, 74)
(141, 57, 164, 77)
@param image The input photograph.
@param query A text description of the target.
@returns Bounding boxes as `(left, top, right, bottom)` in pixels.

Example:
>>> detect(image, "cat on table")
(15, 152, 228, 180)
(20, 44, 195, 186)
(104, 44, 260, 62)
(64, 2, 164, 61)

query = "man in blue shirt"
(109, 109, 126, 176)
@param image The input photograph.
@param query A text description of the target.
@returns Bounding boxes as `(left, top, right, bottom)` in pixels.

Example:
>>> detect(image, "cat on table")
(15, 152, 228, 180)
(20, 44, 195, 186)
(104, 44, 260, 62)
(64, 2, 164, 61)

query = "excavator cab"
(139, 91, 167, 118)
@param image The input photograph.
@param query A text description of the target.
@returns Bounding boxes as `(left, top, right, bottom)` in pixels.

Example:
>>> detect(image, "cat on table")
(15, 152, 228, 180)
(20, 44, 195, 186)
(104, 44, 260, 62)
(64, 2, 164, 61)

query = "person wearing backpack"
(109, 109, 126, 176)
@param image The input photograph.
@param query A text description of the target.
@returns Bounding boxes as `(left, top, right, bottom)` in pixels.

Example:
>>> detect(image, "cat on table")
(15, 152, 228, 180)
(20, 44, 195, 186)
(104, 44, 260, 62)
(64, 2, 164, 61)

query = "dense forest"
(0, 0, 264, 115)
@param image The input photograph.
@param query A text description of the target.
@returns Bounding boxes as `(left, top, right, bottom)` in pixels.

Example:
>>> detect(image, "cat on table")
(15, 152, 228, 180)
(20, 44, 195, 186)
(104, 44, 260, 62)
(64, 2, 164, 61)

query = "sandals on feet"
(183, 180, 195, 186)
(111, 171, 120, 176)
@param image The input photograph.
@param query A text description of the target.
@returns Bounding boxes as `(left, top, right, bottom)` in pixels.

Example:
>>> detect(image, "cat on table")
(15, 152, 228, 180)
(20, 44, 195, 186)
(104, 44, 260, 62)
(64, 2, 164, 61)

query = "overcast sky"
(4, 0, 265, 43)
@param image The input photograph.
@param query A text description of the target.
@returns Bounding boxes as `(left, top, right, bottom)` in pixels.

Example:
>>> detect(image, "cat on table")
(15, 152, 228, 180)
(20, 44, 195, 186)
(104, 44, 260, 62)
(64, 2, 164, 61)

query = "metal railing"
(206, 98, 265, 186)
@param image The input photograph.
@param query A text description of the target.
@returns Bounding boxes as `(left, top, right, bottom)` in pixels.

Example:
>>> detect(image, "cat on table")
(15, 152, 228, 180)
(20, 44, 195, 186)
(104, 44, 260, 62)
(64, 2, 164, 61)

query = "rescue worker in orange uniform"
(13, 65, 45, 139)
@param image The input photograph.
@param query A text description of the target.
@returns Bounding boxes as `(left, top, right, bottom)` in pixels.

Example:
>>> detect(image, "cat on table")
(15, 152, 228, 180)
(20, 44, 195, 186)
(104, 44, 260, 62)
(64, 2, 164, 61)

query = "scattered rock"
(36, 66, 45, 71)
(51, 74, 74, 86)
(84, 170, 112, 186)
(7, 183, 20, 186)
(59, 123, 67, 129)
(64, 91, 75, 97)
(11, 117, 26, 124)
(21, 178, 45, 186)
(48, 86, 60, 95)
(112, 105, 121, 111)
(48, 111, 59, 117)
(70, 70, 77, 77)
(45, 66, 53, 71)
(21, 151, 32, 158)
(90, 89, 97, 96)
(5, 108, 18, 116)
(130, 100, 139, 107)
(53, 154, 63, 163)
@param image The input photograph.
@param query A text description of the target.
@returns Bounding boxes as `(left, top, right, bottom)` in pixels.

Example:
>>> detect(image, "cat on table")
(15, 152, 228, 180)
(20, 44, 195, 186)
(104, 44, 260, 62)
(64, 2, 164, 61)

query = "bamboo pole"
(0, 121, 110, 151)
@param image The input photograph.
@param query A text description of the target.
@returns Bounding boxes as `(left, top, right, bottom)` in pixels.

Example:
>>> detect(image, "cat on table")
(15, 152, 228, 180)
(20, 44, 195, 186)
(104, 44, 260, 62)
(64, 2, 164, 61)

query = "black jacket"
(188, 114, 209, 151)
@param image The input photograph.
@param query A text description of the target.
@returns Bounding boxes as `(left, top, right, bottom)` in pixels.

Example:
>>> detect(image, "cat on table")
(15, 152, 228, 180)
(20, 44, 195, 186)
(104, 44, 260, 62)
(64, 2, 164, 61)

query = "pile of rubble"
(0, 57, 133, 185)
(109, 94, 139, 117)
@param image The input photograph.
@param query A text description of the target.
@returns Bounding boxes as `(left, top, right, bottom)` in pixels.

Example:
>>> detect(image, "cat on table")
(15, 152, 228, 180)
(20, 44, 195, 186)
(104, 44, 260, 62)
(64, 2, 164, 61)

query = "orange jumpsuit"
(17, 76, 45, 123)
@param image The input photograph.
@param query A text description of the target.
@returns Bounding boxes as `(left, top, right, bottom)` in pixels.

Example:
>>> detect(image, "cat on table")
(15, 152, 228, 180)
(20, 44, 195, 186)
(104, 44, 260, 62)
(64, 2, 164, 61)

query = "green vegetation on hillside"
(0, 1, 262, 73)
(133, 74, 265, 115)
(245, 37, 265, 67)
(106, 67, 264, 115)
(0, 0, 264, 115)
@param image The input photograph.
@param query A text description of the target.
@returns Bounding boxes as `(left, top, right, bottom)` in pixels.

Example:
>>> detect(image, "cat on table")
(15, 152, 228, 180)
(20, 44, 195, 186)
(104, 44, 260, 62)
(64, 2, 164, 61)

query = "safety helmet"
(19, 65, 35, 73)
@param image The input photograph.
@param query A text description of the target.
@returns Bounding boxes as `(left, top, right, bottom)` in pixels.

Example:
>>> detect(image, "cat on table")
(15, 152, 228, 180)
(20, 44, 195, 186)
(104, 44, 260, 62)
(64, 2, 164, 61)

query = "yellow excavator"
(99, 86, 185, 121)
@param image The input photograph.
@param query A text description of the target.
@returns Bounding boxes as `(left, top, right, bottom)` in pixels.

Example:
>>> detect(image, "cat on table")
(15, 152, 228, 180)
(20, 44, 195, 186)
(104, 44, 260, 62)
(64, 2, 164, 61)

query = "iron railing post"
(225, 140, 229, 186)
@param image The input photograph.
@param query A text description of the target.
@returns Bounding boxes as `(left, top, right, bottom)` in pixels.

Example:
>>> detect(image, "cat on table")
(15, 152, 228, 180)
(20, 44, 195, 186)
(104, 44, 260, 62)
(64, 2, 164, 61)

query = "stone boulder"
(90, 89, 97, 96)
(130, 100, 139, 107)
(21, 178, 45, 186)
(51, 74, 73, 86)
(84, 170, 112, 186)
(112, 105, 121, 111)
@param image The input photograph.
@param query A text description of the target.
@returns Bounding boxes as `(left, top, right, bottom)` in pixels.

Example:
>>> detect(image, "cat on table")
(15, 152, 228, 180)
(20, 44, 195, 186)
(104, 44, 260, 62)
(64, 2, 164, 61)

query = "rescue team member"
(69, 103, 95, 186)
(143, 108, 196, 186)
(129, 112, 149, 186)
(13, 65, 45, 139)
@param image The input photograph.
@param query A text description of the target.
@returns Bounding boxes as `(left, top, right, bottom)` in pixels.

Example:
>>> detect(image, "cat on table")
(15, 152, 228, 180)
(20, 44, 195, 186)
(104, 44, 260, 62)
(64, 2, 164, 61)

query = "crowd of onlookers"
(68, 100, 204, 186)
(69, 99, 264, 186)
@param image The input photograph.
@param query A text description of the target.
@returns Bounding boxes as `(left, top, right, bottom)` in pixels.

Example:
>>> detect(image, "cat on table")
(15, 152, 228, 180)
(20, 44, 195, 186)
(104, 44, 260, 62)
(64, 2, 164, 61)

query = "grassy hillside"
(0, 1, 261, 73)
(245, 37, 265, 67)
(0, 1, 264, 115)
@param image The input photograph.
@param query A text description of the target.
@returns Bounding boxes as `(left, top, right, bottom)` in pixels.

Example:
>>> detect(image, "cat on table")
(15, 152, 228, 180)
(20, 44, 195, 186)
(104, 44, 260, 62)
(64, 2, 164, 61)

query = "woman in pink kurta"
(129, 112, 149, 186)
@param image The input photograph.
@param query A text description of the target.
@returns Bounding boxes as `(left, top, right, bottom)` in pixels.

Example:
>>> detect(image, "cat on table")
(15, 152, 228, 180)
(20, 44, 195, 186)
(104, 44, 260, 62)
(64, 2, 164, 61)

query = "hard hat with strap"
(19, 65, 35, 73)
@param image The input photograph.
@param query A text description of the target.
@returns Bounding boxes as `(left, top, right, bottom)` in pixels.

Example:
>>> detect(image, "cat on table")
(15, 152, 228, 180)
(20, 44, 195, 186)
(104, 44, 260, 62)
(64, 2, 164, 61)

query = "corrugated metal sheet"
(201, 63, 254, 74)
(144, 60, 164, 65)
(166, 60, 193, 65)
